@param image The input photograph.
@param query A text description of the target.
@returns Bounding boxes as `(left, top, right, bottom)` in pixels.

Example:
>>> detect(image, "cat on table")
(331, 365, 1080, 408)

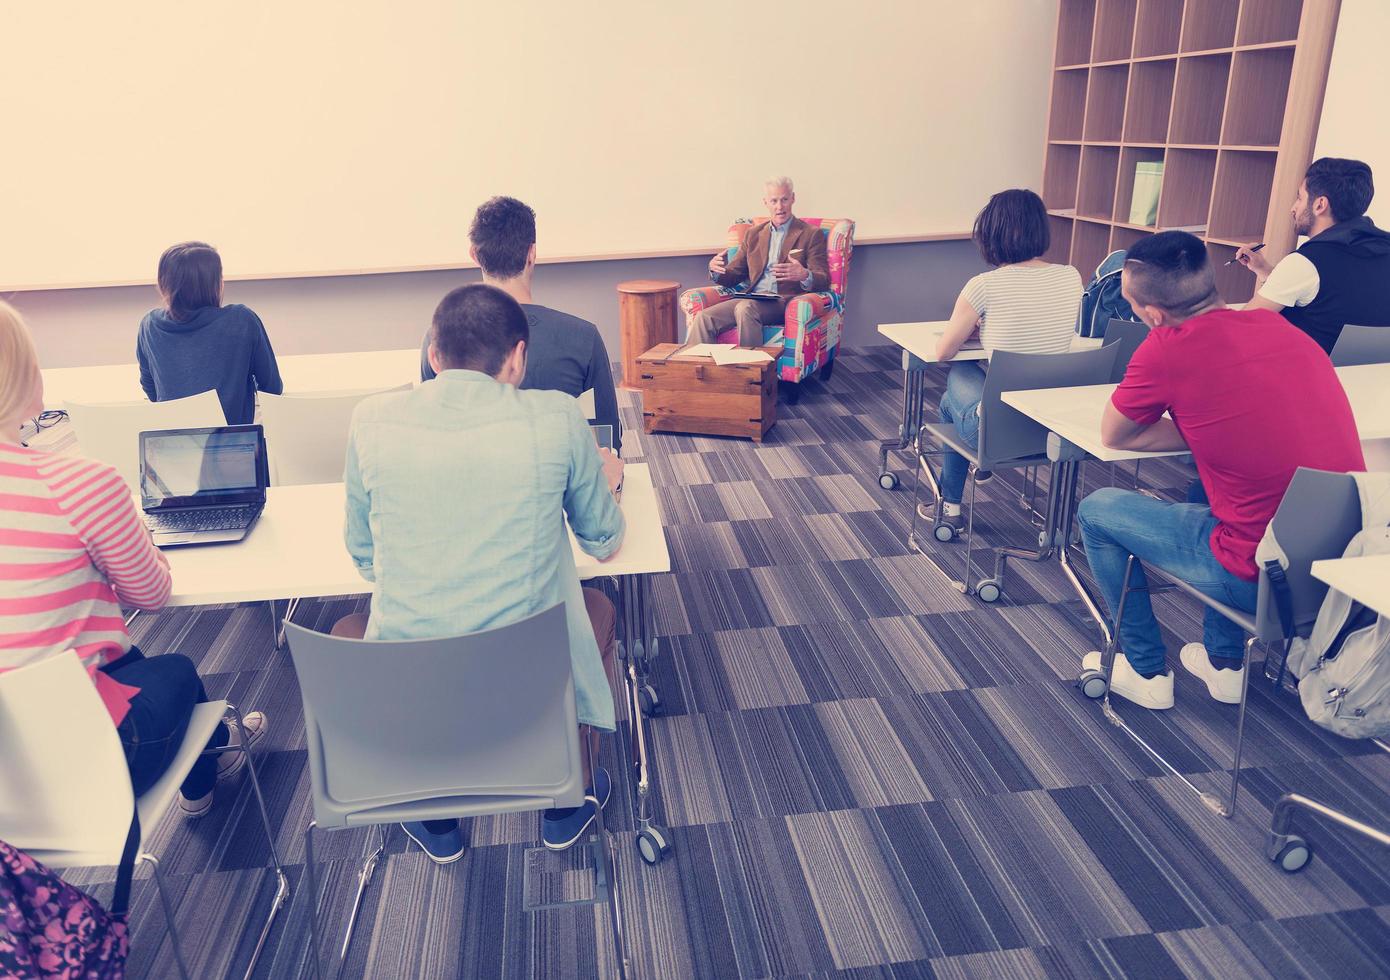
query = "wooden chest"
(636, 344, 780, 442)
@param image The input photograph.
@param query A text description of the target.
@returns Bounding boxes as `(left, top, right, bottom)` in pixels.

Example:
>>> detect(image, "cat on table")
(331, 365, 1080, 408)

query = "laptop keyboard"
(144, 507, 257, 533)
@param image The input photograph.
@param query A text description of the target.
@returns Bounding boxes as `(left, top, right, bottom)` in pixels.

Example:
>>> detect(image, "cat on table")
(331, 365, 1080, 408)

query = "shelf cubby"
(1169, 54, 1231, 144)
(1209, 242, 1257, 303)
(1237, 0, 1305, 46)
(1123, 58, 1176, 142)
(1050, 69, 1090, 140)
(1072, 220, 1114, 276)
(1222, 47, 1294, 146)
(1208, 149, 1278, 241)
(1047, 216, 1075, 265)
(1044, 143, 1083, 210)
(1133, 0, 1184, 57)
(1092, 0, 1139, 62)
(1057, 0, 1099, 65)
(1114, 146, 1166, 224)
(1111, 226, 1155, 253)
(1156, 148, 1217, 229)
(1083, 64, 1130, 141)
(1077, 145, 1122, 219)
(1180, 0, 1241, 52)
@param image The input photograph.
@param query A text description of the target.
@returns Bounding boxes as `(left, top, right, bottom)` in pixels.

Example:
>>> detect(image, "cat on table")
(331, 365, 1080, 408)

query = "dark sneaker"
(216, 711, 268, 782)
(401, 821, 467, 865)
(542, 767, 611, 852)
(973, 469, 993, 485)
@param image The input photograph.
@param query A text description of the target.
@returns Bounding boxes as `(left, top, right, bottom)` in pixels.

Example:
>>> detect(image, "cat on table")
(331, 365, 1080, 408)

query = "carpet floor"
(71, 347, 1390, 979)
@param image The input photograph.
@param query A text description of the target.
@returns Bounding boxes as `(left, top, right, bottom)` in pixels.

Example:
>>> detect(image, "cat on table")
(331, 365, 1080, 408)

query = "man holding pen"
(687, 176, 831, 347)
(1237, 157, 1390, 354)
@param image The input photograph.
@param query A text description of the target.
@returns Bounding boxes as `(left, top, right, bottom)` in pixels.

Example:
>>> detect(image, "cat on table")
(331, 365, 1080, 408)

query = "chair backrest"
(285, 603, 585, 829)
(0, 653, 134, 861)
(977, 345, 1121, 468)
(1329, 324, 1390, 367)
(725, 217, 857, 300)
(259, 386, 409, 486)
(66, 390, 227, 488)
(1101, 317, 1150, 382)
(1254, 468, 1362, 643)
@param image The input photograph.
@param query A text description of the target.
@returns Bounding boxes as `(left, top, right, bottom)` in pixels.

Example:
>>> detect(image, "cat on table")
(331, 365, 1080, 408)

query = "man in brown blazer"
(688, 177, 831, 347)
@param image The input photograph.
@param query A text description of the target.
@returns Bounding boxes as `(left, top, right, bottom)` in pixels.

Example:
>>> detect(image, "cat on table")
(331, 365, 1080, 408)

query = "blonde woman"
(0, 301, 266, 815)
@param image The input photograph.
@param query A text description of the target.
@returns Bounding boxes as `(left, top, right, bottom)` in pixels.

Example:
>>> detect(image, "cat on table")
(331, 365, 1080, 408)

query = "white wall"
(1315, 0, 1390, 225)
(2, 0, 1055, 289)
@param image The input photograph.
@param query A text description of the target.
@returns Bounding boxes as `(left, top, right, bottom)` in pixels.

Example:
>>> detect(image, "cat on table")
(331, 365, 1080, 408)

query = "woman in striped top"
(0, 301, 267, 817)
(928, 189, 1083, 527)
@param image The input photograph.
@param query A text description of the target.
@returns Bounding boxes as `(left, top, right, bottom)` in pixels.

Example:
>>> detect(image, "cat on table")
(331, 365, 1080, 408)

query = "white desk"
(158, 463, 669, 606)
(1001, 363, 1390, 463)
(43, 348, 422, 409)
(874, 321, 1104, 488)
(1311, 555, 1390, 615)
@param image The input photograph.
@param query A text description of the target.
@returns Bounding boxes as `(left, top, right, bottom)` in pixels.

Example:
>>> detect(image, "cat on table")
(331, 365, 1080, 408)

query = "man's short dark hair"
(157, 241, 223, 321)
(1122, 231, 1219, 320)
(972, 189, 1050, 266)
(469, 196, 537, 279)
(430, 284, 529, 375)
(1305, 157, 1374, 222)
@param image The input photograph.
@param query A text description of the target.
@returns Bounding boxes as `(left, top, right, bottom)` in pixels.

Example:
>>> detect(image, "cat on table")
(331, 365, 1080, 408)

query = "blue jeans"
(1077, 488, 1258, 675)
(102, 647, 228, 800)
(938, 362, 986, 503)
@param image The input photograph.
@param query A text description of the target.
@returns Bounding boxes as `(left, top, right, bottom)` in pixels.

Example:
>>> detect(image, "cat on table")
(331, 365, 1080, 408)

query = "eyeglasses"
(19, 409, 68, 448)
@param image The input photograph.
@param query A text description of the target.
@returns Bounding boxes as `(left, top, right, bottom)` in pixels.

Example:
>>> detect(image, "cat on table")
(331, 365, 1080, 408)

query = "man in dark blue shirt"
(420, 197, 622, 451)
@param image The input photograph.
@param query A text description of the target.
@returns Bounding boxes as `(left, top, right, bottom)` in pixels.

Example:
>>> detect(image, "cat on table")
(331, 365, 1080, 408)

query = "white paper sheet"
(711, 347, 773, 366)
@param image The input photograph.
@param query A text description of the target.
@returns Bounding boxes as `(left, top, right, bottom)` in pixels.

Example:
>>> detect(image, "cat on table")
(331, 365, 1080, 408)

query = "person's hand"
(600, 448, 625, 496)
(1235, 244, 1273, 279)
(709, 251, 727, 275)
(772, 258, 808, 282)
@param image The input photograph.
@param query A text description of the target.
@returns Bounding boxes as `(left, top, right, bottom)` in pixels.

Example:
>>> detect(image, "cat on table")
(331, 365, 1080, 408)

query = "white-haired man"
(688, 177, 831, 347)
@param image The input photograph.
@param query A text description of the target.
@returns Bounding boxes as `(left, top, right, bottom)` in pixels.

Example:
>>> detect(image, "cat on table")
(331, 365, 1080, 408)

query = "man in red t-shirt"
(1077, 231, 1364, 710)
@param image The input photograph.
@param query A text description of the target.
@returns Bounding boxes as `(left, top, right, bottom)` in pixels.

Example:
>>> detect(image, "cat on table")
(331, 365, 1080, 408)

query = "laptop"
(139, 425, 268, 548)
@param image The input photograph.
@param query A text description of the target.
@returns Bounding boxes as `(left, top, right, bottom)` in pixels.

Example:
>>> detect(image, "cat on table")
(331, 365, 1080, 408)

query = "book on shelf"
(1128, 161, 1163, 226)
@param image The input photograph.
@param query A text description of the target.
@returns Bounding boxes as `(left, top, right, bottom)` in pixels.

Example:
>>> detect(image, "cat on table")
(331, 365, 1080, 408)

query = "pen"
(1226, 243, 1265, 266)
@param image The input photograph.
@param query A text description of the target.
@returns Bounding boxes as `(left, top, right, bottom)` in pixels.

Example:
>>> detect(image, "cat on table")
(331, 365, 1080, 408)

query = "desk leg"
(618, 574, 672, 866)
(1052, 458, 1113, 650)
(878, 353, 927, 491)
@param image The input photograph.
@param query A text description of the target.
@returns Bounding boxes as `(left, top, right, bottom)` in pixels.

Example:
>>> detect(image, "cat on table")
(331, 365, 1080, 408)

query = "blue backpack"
(1076, 249, 1137, 338)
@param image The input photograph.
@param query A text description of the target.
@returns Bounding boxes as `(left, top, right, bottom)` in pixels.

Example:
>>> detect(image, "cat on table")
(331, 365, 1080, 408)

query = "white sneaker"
(216, 711, 269, 781)
(1179, 643, 1245, 705)
(1081, 650, 1174, 710)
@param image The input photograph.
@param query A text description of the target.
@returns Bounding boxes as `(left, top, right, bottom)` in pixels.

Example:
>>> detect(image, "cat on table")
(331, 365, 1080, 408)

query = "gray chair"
(911, 344, 1120, 602)
(1329, 324, 1390, 367)
(1101, 317, 1149, 383)
(1078, 469, 1365, 831)
(284, 605, 628, 979)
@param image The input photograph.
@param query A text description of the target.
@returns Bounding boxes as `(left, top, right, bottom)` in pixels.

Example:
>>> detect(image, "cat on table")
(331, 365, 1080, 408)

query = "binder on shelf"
(1129, 161, 1163, 226)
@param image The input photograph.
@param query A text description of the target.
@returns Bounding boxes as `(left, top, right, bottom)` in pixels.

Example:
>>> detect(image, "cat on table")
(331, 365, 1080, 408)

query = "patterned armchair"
(680, 217, 856, 390)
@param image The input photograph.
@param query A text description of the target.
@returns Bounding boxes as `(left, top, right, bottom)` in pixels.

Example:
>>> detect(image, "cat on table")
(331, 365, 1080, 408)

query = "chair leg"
(277, 597, 301, 650)
(304, 822, 325, 980)
(1215, 636, 1259, 818)
(958, 472, 980, 595)
(223, 704, 290, 980)
(146, 853, 193, 980)
(589, 740, 630, 980)
(339, 824, 385, 968)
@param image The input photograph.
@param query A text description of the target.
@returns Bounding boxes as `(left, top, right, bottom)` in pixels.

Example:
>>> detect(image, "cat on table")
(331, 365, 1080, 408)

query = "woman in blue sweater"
(136, 242, 283, 425)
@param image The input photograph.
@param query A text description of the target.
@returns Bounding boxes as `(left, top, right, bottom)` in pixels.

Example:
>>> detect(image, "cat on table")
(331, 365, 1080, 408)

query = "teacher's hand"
(772, 258, 807, 282)
(709, 252, 727, 275)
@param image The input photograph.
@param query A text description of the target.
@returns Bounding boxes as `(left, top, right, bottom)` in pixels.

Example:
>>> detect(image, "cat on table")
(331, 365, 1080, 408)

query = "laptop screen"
(140, 425, 267, 508)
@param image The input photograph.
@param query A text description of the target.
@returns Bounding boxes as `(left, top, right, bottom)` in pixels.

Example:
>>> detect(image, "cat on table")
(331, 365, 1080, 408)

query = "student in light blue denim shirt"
(340, 284, 626, 861)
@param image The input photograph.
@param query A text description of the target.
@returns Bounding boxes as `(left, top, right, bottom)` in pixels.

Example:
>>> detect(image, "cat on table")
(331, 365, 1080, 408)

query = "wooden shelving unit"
(1041, 0, 1340, 302)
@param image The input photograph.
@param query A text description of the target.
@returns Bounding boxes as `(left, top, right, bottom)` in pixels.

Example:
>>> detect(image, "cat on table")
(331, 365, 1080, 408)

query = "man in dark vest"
(1239, 157, 1390, 354)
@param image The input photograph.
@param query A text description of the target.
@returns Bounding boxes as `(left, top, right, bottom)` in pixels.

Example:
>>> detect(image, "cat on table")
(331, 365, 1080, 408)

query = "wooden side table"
(616, 280, 681, 388)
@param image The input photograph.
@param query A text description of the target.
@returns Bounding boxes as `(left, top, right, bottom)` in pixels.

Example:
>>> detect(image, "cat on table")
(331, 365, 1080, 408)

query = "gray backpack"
(1268, 522, 1390, 740)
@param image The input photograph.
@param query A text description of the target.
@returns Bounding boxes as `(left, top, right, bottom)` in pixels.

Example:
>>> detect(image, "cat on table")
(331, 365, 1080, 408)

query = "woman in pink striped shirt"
(0, 301, 267, 817)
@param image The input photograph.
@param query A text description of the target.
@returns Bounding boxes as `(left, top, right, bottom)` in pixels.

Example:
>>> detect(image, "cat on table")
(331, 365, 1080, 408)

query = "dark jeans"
(102, 647, 227, 801)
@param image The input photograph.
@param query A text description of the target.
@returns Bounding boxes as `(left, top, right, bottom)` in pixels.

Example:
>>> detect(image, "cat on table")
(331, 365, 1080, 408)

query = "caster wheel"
(879, 472, 899, 491)
(1078, 669, 1108, 700)
(639, 684, 663, 717)
(933, 522, 956, 543)
(637, 826, 672, 865)
(975, 580, 1002, 603)
(1274, 838, 1312, 873)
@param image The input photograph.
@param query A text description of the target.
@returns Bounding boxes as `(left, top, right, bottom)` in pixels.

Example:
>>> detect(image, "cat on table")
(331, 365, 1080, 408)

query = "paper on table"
(711, 347, 773, 366)
(681, 343, 736, 358)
